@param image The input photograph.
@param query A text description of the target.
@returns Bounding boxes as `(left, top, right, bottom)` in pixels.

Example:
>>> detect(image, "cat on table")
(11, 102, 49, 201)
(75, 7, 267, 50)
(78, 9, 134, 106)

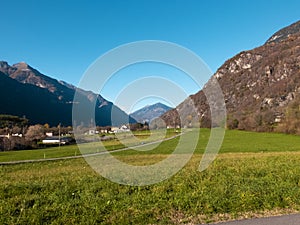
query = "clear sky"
(1, 0, 300, 112)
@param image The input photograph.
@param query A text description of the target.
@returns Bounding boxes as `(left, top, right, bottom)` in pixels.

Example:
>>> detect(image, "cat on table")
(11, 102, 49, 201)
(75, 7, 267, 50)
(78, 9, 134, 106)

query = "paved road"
(205, 214, 300, 225)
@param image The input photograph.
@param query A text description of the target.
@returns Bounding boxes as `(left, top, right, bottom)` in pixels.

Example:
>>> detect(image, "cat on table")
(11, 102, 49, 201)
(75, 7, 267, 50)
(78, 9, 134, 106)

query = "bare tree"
(25, 125, 45, 143)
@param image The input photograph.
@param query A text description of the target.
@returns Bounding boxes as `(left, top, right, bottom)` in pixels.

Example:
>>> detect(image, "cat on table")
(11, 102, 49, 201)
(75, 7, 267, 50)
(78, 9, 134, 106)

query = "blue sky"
(1, 0, 300, 112)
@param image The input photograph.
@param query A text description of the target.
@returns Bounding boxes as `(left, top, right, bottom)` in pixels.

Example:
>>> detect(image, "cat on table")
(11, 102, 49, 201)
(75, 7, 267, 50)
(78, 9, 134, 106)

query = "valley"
(1, 7, 300, 224)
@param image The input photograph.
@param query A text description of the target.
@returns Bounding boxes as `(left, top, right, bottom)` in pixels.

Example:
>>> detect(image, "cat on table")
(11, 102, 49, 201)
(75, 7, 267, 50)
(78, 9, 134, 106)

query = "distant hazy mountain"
(130, 102, 172, 123)
(161, 20, 300, 132)
(0, 61, 135, 126)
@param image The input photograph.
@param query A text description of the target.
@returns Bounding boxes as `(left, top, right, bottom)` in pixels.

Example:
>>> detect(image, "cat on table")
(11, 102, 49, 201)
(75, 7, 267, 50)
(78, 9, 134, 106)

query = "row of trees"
(0, 124, 44, 151)
(226, 95, 300, 135)
(0, 115, 28, 129)
(275, 97, 300, 134)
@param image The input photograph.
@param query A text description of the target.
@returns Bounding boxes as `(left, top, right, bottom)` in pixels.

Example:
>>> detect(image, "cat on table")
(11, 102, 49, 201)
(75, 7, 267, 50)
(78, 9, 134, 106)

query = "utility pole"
(58, 123, 61, 149)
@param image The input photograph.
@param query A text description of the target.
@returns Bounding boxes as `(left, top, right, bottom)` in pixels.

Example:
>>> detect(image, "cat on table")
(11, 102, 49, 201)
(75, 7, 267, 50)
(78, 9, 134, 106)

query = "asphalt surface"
(206, 214, 300, 225)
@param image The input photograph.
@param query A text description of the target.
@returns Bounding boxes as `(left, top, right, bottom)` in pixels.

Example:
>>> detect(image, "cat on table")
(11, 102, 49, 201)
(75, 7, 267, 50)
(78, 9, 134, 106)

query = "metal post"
(58, 123, 61, 149)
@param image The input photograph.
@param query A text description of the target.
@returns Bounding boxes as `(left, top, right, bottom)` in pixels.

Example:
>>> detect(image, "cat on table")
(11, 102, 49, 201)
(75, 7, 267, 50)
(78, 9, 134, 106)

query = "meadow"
(1, 129, 300, 224)
(0, 129, 179, 163)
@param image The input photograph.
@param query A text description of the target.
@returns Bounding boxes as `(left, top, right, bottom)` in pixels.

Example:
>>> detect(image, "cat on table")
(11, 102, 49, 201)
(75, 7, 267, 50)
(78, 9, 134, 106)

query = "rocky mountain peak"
(0, 61, 16, 75)
(9, 62, 54, 90)
(161, 19, 300, 133)
(0, 61, 9, 69)
(12, 62, 30, 69)
(0, 61, 70, 99)
(266, 20, 300, 44)
(0, 61, 135, 126)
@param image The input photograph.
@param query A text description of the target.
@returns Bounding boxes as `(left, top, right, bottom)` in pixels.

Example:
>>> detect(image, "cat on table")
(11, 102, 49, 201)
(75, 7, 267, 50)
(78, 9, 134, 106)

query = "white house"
(42, 136, 73, 145)
(111, 125, 130, 133)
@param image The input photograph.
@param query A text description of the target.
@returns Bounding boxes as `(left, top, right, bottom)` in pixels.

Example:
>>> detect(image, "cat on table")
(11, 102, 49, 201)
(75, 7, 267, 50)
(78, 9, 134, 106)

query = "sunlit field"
(0, 129, 180, 163)
(1, 129, 300, 224)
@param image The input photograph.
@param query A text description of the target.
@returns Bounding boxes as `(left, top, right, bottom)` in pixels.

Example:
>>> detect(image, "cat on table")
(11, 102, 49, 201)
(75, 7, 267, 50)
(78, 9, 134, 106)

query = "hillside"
(0, 62, 135, 126)
(161, 20, 300, 133)
(266, 20, 300, 44)
(130, 102, 172, 123)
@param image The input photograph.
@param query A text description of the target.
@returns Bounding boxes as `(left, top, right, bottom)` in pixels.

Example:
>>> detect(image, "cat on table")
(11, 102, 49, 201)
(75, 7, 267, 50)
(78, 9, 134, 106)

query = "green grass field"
(1, 129, 300, 224)
(1, 129, 300, 163)
(0, 129, 179, 162)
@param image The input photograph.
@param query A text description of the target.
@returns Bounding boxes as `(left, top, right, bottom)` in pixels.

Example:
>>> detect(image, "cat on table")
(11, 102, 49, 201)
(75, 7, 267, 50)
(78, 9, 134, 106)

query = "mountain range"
(161, 20, 300, 133)
(2, 20, 300, 132)
(0, 62, 135, 126)
(130, 102, 172, 123)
